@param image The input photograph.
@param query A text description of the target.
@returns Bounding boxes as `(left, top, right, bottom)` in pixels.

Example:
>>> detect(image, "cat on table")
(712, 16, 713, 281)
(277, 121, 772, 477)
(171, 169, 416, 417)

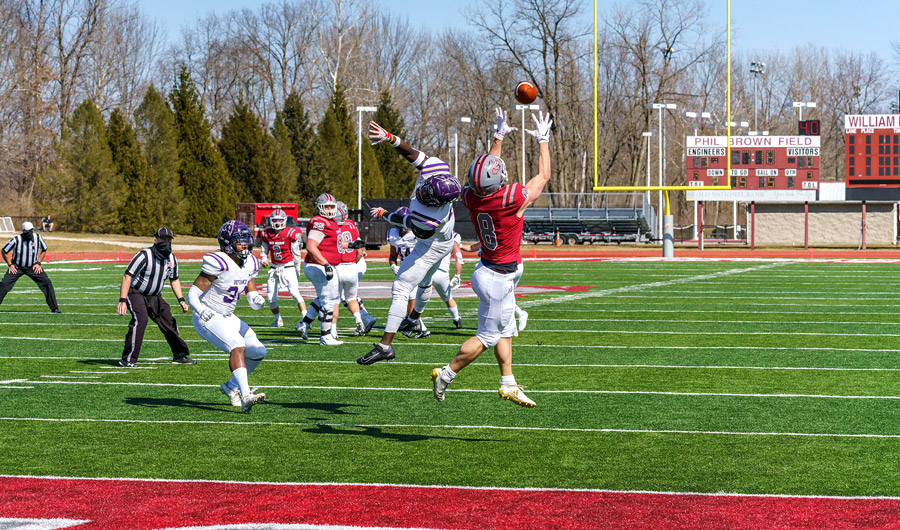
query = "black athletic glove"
(348, 239, 366, 250)
(324, 263, 334, 280)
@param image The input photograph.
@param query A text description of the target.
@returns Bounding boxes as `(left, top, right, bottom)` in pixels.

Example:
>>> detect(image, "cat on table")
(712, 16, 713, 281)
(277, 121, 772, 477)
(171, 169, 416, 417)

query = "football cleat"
(431, 367, 450, 402)
(270, 317, 284, 328)
(498, 384, 536, 408)
(517, 309, 529, 331)
(118, 360, 137, 368)
(453, 318, 462, 329)
(296, 321, 308, 340)
(354, 322, 366, 336)
(401, 318, 430, 339)
(240, 392, 266, 413)
(172, 355, 197, 364)
(357, 343, 395, 365)
(320, 333, 343, 346)
(397, 317, 416, 333)
(220, 382, 241, 407)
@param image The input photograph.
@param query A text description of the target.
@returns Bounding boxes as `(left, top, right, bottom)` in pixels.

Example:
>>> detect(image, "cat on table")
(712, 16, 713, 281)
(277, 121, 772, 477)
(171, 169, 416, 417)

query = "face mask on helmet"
(218, 221, 253, 261)
(315, 193, 338, 218)
(335, 202, 349, 225)
(269, 209, 287, 230)
(466, 154, 508, 197)
(415, 173, 462, 207)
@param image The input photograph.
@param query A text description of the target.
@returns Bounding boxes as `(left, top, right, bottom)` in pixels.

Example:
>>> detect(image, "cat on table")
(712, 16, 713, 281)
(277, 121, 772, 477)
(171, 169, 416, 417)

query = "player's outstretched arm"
(369, 121, 427, 169)
(489, 107, 516, 157)
(521, 111, 553, 212)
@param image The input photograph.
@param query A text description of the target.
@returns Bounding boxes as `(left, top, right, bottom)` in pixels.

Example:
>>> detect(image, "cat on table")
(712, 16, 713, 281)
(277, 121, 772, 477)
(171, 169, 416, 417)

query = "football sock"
(448, 305, 460, 320)
(441, 365, 457, 383)
(353, 312, 363, 325)
(233, 367, 251, 398)
(500, 374, 517, 387)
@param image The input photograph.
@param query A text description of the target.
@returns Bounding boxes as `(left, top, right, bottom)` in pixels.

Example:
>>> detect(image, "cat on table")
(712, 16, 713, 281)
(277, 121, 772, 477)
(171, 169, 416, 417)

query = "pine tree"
(219, 100, 270, 202)
(108, 109, 151, 235)
(373, 90, 416, 198)
(316, 84, 357, 206)
(37, 99, 124, 233)
(269, 113, 299, 203)
(282, 91, 324, 216)
(169, 66, 234, 236)
(134, 85, 184, 233)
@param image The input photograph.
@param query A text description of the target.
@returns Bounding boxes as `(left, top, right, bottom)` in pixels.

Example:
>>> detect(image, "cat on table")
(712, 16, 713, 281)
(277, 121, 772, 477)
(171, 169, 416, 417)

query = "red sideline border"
(3, 475, 900, 529)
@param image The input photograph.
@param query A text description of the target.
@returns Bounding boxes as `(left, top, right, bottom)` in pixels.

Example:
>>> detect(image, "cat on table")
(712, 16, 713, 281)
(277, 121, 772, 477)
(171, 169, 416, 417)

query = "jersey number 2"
(477, 213, 498, 250)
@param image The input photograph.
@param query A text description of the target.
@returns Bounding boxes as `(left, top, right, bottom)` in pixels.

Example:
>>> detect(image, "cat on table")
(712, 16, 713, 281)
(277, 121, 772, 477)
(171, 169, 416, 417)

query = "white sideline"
(3, 416, 900, 441)
(4, 472, 900, 500)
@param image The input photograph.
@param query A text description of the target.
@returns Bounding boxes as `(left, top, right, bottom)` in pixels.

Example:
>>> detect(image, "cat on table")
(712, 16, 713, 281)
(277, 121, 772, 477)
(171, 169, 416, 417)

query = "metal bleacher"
(522, 193, 653, 244)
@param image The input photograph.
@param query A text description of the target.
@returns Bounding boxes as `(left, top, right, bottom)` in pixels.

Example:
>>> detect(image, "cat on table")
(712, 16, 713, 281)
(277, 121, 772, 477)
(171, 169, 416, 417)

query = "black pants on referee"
(0, 265, 59, 311)
(122, 290, 189, 364)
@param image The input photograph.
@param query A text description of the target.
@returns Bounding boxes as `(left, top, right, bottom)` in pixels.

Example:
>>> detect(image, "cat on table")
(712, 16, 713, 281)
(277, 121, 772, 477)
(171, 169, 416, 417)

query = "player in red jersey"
(431, 107, 552, 408)
(297, 193, 344, 345)
(333, 201, 377, 336)
(259, 208, 307, 328)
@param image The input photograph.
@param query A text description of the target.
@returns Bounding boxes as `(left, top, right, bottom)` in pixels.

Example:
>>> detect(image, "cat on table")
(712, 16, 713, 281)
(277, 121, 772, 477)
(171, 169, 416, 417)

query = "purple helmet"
(335, 201, 349, 225)
(218, 220, 253, 260)
(415, 173, 461, 207)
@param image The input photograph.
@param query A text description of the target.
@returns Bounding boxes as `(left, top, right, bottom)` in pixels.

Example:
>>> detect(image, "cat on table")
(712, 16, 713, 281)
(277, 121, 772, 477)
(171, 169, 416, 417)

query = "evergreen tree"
(36, 99, 124, 233)
(134, 84, 184, 233)
(315, 84, 357, 206)
(282, 90, 324, 216)
(219, 100, 271, 202)
(268, 113, 299, 203)
(169, 66, 234, 236)
(373, 90, 416, 198)
(108, 109, 151, 235)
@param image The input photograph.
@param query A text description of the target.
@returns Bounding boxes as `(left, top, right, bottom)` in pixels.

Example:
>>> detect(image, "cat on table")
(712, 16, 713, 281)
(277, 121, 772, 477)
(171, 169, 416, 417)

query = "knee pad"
(246, 344, 267, 361)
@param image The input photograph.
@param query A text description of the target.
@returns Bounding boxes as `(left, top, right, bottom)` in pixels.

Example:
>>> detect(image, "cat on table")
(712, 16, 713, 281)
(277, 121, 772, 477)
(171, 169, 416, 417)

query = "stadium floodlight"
(356, 105, 378, 210)
(785, 101, 816, 121)
(682, 111, 711, 136)
(722, 120, 750, 132)
(647, 103, 677, 239)
(750, 61, 765, 130)
(454, 116, 471, 178)
(512, 104, 540, 181)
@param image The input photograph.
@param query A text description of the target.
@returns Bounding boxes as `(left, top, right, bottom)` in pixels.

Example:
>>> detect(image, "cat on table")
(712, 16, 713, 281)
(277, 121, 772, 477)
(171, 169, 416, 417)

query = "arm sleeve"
(37, 235, 47, 252)
(170, 255, 179, 280)
(124, 251, 147, 277)
(187, 284, 208, 314)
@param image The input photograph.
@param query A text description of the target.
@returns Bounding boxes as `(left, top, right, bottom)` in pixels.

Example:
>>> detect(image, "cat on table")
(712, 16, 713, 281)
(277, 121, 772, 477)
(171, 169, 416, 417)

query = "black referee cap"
(155, 227, 175, 239)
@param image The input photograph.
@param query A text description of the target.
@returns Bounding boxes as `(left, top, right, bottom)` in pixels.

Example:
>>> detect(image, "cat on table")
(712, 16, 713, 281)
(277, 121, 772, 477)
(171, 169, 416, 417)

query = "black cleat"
(357, 343, 396, 365)
(397, 317, 416, 333)
(453, 319, 462, 329)
(172, 355, 197, 364)
(118, 360, 137, 368)
(51, 308, 62, 314)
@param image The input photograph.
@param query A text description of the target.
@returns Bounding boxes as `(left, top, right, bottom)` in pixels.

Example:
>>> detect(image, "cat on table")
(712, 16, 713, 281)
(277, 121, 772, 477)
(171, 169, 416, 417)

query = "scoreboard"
(844, 114, 900, 200)
(685, 136, 820, 190)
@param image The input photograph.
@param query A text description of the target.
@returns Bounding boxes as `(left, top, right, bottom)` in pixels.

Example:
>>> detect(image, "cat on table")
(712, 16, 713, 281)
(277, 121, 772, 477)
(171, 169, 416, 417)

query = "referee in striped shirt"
(116, 227, 193, 367)
(0, 221, 60, 312)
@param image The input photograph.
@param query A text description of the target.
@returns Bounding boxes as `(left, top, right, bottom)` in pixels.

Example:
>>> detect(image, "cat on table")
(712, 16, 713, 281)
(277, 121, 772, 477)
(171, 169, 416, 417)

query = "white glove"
(525, 111, 553, 144)
(197, 306, 215, 322)
(368, 121, 401, 147)
(494, 107, 517, 140)
(369, 207, 388, 219)
(391, 263, 400, 275)
(247, 290, 266, 310)
(450, 274, 461, 289)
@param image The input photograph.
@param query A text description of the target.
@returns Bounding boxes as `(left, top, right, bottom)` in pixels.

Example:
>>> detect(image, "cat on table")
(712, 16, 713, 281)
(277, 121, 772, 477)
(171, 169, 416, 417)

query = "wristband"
(119, 297, 127, 303)
(177, 297, 186, 302)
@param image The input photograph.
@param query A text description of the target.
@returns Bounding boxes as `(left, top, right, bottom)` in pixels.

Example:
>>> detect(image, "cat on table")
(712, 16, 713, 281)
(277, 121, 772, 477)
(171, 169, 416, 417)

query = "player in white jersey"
(358, 121, 462, 365)
(187, 221, 268, 412)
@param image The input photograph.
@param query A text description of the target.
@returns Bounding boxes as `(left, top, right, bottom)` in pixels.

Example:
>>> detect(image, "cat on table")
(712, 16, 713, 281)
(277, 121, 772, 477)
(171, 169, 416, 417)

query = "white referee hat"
(21, 221, 33, 231)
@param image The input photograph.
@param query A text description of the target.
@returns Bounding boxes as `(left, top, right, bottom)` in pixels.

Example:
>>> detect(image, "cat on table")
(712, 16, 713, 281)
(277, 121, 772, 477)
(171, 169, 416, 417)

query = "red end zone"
(3, 476, 900, 529)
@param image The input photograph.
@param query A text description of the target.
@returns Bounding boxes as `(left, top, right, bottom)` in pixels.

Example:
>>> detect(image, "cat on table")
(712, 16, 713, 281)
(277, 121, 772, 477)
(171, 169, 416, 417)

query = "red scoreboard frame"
(685, 136, 820, 190)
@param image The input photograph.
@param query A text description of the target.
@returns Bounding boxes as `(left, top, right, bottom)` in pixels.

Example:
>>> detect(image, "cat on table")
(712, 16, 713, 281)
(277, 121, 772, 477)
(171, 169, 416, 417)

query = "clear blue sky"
(144, 0, 900, 63)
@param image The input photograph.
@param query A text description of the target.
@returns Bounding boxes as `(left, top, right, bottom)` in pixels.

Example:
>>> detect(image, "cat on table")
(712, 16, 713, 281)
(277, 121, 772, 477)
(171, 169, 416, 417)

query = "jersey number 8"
(477, 213, 498, 250)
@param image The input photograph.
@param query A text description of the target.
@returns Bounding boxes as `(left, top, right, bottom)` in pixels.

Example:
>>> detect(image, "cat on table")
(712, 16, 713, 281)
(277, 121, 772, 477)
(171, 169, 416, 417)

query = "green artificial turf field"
(3, 258, 900, 496)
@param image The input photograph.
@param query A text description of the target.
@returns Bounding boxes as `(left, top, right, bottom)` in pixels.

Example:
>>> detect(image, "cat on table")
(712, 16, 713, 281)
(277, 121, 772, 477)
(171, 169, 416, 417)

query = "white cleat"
(270, 317, 284, 328)
(431, 367, 450, 402)
(499, 384, 536, 408)
(320, 333, 344, 346)
(517, 310, 528, 331)
(296, 321, 308, 340)
(240, 392, 266, 412)
(220, 382, 241, 407)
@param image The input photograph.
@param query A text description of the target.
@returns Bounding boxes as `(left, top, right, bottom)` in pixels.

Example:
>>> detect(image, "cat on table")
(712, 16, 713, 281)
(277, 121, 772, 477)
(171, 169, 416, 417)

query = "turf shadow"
(301, 423, 495, 443)
(124, 396, 236, 413)
(269, 400, 362, 416)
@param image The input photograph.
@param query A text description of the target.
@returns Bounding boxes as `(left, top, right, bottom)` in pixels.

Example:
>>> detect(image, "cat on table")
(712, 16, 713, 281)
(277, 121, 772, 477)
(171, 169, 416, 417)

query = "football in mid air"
(515, 81, 538, 104)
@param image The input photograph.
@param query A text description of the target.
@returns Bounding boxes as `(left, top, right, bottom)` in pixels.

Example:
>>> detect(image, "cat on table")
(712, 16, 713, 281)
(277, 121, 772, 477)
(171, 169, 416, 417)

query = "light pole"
(750, 61, 765, 131)
(513, 103, 540, 181)
(786, 101, 816, 123)
(356, 105, 377, 210)
(454, 116, 471, 177)
(647, 103, 676, 241)
(682, 111, 711, 136)
(642, 131, 653, 208)
(722, 121, 750, 133)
